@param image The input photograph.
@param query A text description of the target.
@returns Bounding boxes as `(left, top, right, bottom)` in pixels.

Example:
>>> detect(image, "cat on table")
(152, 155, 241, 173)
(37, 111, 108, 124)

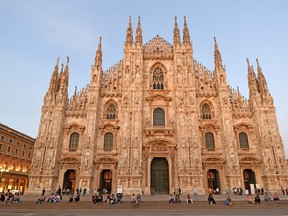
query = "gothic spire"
(125, 16, 133, 47)
(48, 57, 59, 92)
(60, 56, 69, 93)
(214, 36, 223, 68)
(256, 58, 269, 95)
(173, 16, 181, 47)
(247, 58, 258, 95)
(182, 16, 191, 46)
(94, 37, 102, 69)
(135, 16, 143, 47)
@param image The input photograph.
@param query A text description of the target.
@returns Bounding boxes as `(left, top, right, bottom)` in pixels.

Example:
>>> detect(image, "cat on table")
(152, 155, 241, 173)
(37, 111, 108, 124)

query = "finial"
(57, 57, 60, 66)
(129, 16, 132, 27)
(138, 16, 141, 26)
(74, 85, 77, 96)
(214, 36, 217, 44)
(61, 63, 64, 72)
(184, 16, 187, 25)
(256, 58, 260, 67)
(97, 36, 102, 51)
(246, 58, 250, 66)
(66, 56, 70, 64)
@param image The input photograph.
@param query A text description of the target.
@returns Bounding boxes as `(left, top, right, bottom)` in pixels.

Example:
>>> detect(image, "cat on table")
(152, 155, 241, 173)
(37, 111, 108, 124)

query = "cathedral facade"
(26, 17, 288, 195)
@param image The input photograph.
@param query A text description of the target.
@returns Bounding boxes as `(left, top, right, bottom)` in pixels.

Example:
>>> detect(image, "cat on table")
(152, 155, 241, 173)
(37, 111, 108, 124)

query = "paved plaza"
(0, 193, 287, 216)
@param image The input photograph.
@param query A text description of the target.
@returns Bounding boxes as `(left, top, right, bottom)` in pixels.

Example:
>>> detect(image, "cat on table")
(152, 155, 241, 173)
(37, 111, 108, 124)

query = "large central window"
(153, 68, 164, 89)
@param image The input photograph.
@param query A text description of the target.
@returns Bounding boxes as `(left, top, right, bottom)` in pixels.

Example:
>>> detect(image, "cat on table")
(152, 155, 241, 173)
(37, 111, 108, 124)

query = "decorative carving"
(65, 123, 85, 135)
(151, 143, 167, 151)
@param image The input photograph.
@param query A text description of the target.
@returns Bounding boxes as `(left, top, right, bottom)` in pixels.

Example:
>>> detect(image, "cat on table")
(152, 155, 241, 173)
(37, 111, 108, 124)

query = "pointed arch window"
(69, 132, 79, 151)
(202, 104, 212, 119)
(104, 133, 113, 151)
(104, 101, 118, 119)
(153, 68, 164, 89)
(205, 132, 215, 149)
(153, 108, 165, 125)
(239, 132, 249, 148)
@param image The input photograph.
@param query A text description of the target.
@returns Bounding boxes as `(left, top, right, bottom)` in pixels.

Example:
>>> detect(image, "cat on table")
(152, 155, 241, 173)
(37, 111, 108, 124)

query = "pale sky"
(1, 0, 288, 157)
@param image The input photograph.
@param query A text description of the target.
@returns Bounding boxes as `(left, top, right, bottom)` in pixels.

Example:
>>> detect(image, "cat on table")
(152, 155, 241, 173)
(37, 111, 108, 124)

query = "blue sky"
(1, 0, 288, 156)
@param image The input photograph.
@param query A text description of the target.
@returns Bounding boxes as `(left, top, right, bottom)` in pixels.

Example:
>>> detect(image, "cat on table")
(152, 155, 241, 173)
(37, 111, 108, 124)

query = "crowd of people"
(1, 185, 287, 207)
(0, 190, 21, 204)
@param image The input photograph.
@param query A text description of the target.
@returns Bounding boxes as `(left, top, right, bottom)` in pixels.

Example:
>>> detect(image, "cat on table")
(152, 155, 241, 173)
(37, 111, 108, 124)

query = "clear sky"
(1, 0, 288, 157)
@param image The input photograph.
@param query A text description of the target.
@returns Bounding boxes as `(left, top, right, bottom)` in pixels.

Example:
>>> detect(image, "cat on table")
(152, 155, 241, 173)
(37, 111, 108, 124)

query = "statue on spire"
(247, 58, 258, 96)
(135, 16, 143, 47)
(214, 36, 223, 68)
(256, 58, 269, 95)
(182, 16, 191, 46)
(94, 37, 102, 69)
(48, 57, 60, 92)
(125, 16, 133, 47)
(173, 16, 181, 47)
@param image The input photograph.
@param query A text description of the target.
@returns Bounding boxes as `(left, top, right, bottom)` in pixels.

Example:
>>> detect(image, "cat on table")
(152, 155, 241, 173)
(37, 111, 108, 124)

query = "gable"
(144, 35, 173, 60)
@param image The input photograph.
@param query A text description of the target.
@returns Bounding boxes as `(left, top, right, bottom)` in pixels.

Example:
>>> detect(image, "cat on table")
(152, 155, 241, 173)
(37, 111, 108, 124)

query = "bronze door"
(151, 158, 169, 194)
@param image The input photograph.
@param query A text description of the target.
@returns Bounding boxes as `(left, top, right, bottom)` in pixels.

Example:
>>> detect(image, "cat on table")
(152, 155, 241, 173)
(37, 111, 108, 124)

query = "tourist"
(224, 195, 232, 206)
(273, 193, 280, 203)
(168, 194, 174, 204)
(264, 192, 271, 202)
(254, 194, 261, 204)
(193, 186, 198, 201)
(35, 194, 45, 204)
(131, 193, 137, 203)
(186, 194, 193, 204)
(208, 193, 216, 204)
(247, 194, 254, 204)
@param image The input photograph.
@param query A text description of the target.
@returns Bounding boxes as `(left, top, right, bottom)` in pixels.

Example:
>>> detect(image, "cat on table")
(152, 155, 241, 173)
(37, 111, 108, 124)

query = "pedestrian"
(193, 186, 198, 201)
(83, 188, 87, 196)
(56, 186, 62, 200)
(42, 188, 46, 196)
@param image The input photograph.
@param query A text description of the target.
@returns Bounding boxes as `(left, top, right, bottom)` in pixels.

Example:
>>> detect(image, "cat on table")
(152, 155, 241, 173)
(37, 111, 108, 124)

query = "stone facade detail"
(26, 17, 288, 195)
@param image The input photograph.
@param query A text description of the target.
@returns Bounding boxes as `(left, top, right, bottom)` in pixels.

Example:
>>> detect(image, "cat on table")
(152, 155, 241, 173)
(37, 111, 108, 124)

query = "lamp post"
(0, 168, 9, 192)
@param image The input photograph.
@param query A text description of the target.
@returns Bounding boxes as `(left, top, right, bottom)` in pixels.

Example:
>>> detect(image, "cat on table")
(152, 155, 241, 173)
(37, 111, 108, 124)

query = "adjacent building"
(0, 123, 35, 194)
(26, 17, 288, 195)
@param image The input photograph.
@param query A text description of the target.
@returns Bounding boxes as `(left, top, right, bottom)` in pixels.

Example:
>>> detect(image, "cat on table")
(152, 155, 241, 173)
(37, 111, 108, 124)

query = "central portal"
(150, 158, 169, 194)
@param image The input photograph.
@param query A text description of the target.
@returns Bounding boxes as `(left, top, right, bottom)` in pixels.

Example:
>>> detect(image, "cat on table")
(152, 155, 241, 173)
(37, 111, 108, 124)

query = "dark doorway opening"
(150, 158, 169, 194)
(243, 169, 256, 193)
(100, 169, 112, 194)
(63, 169, 76, 194)
(207, 169, 221, 192)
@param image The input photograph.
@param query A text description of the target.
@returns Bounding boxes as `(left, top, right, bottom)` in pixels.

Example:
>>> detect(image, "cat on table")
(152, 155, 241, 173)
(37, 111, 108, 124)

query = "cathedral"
(26, 17, 288, 195)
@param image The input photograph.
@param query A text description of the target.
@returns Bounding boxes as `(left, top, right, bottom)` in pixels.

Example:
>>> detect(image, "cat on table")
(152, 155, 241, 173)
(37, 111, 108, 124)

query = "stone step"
(1, 200, 287, 209)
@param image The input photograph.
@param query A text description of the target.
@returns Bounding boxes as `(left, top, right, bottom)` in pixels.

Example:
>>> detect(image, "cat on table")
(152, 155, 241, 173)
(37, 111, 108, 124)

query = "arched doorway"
(63, 169, 76, 193)
(243, 169, 256, 193)
(150, 158, 169, 194)
(100, 170, 112, 194)
(207, 169, 220, 192)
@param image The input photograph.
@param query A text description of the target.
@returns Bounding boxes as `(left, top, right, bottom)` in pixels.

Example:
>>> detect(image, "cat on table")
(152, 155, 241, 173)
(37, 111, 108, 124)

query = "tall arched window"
(205, 132, 215, 149)
(69, 133, 79, 151)
(152, 68, 164, 89)
(104, 133, 113, 151)
(104, 101, 118, 119)
(239, 132, 249, 148)
(153, 108, 165, 125)
(202, 104, 212, 119)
